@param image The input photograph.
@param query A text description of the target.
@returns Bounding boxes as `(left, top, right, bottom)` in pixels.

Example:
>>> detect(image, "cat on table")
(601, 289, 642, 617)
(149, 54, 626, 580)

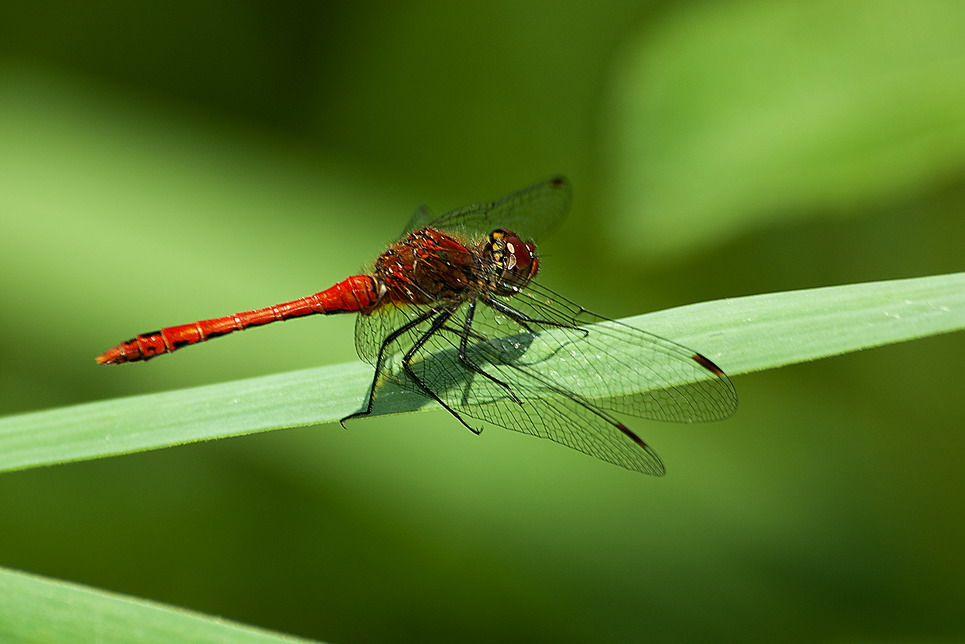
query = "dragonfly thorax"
(373, 228, 479, 306)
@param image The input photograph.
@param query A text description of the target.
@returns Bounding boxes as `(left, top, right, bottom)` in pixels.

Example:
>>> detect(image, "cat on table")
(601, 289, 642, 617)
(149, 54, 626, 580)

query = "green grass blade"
(0, 362, 375, 473)
(627, 271, 965, 374)
(0, 566, 321, 644)
(1, 272, 963, 473)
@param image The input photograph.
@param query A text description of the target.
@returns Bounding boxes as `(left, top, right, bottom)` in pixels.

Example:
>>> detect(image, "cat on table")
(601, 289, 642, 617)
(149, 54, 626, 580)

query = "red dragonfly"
(97, 177, 737, 474)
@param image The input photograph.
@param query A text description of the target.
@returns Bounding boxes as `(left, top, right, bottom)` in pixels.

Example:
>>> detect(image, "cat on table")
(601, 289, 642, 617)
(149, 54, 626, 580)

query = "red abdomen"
(96, 274, 378, 364)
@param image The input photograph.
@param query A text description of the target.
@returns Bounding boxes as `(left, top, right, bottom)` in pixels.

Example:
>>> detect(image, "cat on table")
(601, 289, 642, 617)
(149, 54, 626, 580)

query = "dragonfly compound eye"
(488, 229, 539, 295)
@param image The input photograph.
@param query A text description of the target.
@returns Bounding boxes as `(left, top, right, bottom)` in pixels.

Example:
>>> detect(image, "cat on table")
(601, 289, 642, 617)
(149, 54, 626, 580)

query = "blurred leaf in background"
(603, 0, 965, 262)
(1, 1, 964, 643)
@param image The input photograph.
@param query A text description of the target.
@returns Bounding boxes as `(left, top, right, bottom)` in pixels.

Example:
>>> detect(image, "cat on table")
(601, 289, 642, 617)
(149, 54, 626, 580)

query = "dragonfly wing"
(354, 300, 664, 473)
(510, 282, 737, 421)
(409, 176, 572, 241)
(401, 205, 435, 237)
(354, 302, 452, 369)
(401, 303, 667, 475)
(352, 282, 736, 475)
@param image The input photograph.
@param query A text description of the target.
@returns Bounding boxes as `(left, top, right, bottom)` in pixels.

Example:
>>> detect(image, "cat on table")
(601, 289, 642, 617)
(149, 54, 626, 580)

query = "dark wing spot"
(616, 422, 666, 477)
(616, 422, 648, 448)
(692, 352, 726, 377)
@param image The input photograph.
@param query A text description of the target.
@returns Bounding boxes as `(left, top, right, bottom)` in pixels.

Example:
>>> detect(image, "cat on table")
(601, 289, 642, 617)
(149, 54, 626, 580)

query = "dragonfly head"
(485, 229, 539, 295)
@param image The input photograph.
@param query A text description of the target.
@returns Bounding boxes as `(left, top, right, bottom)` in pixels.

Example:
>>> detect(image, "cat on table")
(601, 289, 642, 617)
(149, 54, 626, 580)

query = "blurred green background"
(2, 1, 965, 642)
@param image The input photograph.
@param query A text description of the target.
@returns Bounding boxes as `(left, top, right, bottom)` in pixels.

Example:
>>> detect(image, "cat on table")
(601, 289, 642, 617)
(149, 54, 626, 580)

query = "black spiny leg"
(341, 308, 439, 426)
(397, 309, 485, 435)
(451, 300, 523, 406)
(485, 297, 588, 337)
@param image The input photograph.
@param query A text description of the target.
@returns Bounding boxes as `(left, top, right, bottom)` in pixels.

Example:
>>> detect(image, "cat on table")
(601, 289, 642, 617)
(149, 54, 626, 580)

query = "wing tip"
(616, 422, 667, 477)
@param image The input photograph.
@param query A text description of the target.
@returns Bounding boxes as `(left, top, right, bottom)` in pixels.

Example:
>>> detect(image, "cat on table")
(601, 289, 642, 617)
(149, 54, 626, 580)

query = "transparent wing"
(352, 283, 737, 475)
(354, 302, 448, 367)
(401, 176, 572, 241)
(401, 205, 435, 236)
(493, 282, 738, 423)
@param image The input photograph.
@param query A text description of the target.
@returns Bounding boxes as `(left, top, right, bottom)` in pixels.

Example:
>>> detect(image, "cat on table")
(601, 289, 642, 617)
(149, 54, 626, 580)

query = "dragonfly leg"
(484, 296, 589, 337)
(397, 310, 485, 435)
(340, 308, 439, 426)
(450, 300, 523, 406)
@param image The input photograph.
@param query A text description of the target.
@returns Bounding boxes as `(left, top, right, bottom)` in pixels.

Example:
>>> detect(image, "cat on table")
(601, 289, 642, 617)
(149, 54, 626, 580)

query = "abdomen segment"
(96, 274, 378, 364)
